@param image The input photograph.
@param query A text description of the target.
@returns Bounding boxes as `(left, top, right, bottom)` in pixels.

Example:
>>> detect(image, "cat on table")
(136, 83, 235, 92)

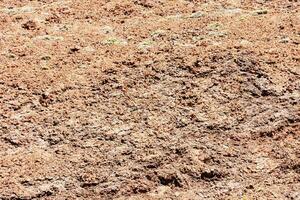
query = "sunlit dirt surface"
(0, 1, 299, 199)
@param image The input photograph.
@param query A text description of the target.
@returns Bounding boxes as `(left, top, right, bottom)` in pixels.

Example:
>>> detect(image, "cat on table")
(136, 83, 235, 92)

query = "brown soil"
(0, 1, 299, 199)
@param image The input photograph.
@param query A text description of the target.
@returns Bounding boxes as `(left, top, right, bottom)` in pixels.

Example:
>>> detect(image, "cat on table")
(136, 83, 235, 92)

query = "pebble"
(252, 9, 268, 15)
(190, 11, 204, 18)
(279, 37, 290, 43)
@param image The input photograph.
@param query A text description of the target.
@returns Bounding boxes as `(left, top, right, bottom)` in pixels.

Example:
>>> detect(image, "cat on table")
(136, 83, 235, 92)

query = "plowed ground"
(0, 1, 299, 199)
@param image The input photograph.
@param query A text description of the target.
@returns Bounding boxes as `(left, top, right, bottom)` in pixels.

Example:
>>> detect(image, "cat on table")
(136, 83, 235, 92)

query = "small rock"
(190, 11, 204, 18)
(69, 47, 80, 53)
(201, 169, 223, 181)
(166, 14, 183, 20)
(279, 36, 290, 43)
(41, 56, 51, 61)
(22, 20, 37, 30)
(252, 9, 268, 15)
(256, 0, 267, 3)
(192, 35, 206, 41)
(83, 46, 95, 52)
(236, 39, 252, 48)
(138, 39, 154, 49)
(151, 29, 166, 38)
(207, 23, 223, 31)
(41, 65, 50, 70)
(208, 31, 227, 37)
(99, 26, 114, 34)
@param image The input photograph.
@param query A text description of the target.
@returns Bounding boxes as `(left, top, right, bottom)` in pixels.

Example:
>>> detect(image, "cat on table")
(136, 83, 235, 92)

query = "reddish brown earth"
(0, 1, 299, 199)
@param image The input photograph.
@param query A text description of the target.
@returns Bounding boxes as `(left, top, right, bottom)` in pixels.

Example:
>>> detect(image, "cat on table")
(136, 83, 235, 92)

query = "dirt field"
(0, 0, 299, 199)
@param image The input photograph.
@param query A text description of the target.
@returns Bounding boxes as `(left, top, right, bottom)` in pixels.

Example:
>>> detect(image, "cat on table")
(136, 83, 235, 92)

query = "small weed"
(102, 37, 127, 45)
